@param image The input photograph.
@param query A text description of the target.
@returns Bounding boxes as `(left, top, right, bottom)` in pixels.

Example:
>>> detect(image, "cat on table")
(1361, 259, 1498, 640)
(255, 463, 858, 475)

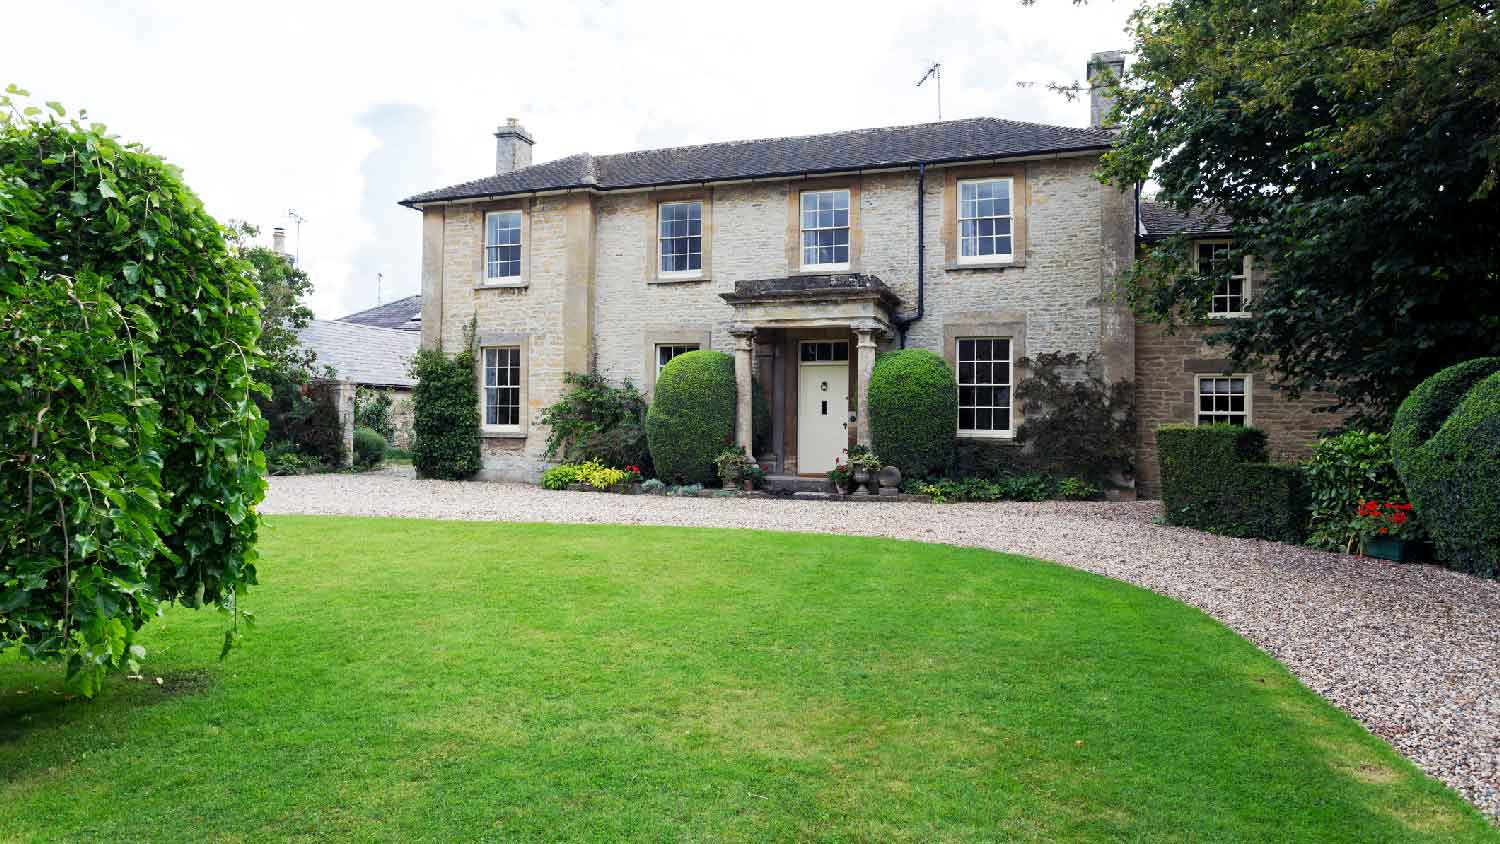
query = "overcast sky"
(4, 1, 1137, 318)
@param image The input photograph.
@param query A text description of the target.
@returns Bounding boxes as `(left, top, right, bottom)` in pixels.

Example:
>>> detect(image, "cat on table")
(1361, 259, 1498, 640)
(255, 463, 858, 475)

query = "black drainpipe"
(895, 161, 927, 347)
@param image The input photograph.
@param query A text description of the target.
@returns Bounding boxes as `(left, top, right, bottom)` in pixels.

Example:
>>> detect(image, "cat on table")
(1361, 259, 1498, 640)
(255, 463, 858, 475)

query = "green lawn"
(2, 517, 1494, 843)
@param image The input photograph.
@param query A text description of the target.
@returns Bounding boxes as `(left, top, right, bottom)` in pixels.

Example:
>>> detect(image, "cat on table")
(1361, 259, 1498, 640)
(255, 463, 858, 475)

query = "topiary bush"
(1157, 424, 1307, 543)
(410, 346, 482, 480)
(1390, 358, 1500, 576)
(353, 426, 387, 469)
(647, 350, 736, 484)
(0, 90, 264, 695)
(869, 349, 957, 480)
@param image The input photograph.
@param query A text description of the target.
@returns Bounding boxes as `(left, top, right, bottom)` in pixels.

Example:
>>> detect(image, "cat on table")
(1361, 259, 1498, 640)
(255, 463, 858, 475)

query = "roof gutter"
(399, 146, 1111, 209)
(893, 162, 927, 347)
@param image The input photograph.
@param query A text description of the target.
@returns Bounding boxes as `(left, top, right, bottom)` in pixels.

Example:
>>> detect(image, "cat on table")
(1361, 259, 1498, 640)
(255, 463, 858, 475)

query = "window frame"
(657, 200, 704, 279)
(1197, 239, 1250, 318)
(956, 178, 1016, 265)
(482, 209, 526, 286)
(655, 343, 700, 375)
(955, 336, 1015, 439)
(798, 188, 852, 272)
(1194, 373, 1253, 427)
(481, 345, 524, 433)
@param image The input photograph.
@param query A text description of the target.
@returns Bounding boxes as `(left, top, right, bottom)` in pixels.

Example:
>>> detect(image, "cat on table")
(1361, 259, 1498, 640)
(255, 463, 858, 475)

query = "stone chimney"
(494, 117, 534, 175)
(1087, 50, 1126, 128)
(271, 226, 287, 255)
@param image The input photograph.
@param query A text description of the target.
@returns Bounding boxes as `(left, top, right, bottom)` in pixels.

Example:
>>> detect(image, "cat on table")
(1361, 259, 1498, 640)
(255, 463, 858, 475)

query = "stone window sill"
(649, 275, 710, 285)
(480, 430, 527, 439)
(474, 281, 528, 291)
(946, 260, 1025, 272)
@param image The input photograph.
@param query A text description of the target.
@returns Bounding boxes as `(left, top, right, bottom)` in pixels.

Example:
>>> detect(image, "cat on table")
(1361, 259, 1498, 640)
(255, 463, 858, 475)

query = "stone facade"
(420, 148, 1334, 493)
(1133, 321, 1346, 496)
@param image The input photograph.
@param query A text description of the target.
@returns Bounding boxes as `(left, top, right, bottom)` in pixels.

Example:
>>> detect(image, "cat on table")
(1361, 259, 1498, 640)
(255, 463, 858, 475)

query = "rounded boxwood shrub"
(647, 350, 736, 484)
(868, 348, 957, 480)
(1390, 357, 1500, 576)
(353, 426, 387, 469)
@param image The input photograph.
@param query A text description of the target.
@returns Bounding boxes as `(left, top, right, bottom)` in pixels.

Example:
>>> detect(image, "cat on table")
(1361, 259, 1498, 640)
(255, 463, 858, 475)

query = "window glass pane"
(956, 336, 1013, 433)
(958, 180, 1013, 261)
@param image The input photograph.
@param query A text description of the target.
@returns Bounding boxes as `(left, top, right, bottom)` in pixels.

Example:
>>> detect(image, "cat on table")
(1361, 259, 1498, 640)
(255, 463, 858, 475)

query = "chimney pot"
(1087, 50, 1127, 128)
(494, 117, 535, 175)
(271, 226, 287, 255)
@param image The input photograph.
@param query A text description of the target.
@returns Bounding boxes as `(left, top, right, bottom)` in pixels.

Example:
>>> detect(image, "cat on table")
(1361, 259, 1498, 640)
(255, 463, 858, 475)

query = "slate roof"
(297, 320, 420, 388)
(338, 295, 422, 331)
(1139, 200, 1233, 240)
(401, 117, 1116, 206)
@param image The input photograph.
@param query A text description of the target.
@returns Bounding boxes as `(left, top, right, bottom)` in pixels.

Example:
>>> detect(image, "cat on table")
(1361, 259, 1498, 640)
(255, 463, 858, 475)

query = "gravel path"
(263, 473, 1500, 819)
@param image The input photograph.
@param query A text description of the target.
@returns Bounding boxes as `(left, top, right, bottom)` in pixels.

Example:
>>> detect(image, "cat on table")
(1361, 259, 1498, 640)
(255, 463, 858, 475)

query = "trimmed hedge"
(869, 349, 957, 480)
(1390, 358, 1500, 576)
(1158, 424, 1307, 543)
(647, 350, 736, 484)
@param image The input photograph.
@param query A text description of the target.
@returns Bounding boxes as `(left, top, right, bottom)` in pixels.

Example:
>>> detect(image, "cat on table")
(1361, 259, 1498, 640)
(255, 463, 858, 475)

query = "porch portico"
(720, 274, 900, 475)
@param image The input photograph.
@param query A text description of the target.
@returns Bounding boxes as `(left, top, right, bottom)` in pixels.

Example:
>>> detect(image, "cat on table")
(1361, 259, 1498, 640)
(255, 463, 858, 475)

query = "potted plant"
(848, 445, 883, 496)
(827, 453, 852, 494)
(1353, 499, 1429, 562)
(714, 446, 751, 491)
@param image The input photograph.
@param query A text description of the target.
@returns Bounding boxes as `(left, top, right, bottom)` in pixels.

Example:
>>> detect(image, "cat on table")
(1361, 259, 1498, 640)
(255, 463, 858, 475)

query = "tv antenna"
(917, 62, 942, 120)
(286, 209, 308, 266)
(377, 272, 384, 305)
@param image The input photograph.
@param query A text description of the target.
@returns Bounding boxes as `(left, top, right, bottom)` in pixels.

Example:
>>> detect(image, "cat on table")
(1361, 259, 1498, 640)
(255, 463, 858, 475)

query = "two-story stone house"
(400, 51, 1336, 494)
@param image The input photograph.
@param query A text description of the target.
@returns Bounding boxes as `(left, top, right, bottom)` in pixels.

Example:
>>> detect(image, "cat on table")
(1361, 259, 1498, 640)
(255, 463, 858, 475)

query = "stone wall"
(425, 153, 1138, 482)
(1134, 321, 1346, 496)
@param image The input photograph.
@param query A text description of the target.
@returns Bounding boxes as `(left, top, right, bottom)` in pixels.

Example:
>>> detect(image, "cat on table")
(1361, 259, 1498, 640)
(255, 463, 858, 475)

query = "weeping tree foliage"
(1095, 0, 1500, 427)
(0, 88, 266, 696)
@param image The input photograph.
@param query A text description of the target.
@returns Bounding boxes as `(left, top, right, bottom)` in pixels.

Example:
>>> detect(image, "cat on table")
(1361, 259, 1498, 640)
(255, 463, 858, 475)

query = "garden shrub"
(353, 426, 387, 469)
(0, 91, 264, 694)
(541, 464, 581, 490)
(647, 350, 736, 484)
(410, 346, 482, 480)
(260, 377, 345, 469)
(1157, 424, 1307, 542)
(355, 387, 396, 443)
(1303, 430, 1406, 552)
(1014, 352, 1136, 487)
(540, 371, 653, 476)
(1390, 358, 1500, 576)
(951, 439, 1032, 482)
(869, 349, 957, 480)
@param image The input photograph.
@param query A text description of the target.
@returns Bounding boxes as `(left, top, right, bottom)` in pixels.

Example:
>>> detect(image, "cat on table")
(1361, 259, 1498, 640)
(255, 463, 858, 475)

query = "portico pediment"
(719, 273, 900, 338)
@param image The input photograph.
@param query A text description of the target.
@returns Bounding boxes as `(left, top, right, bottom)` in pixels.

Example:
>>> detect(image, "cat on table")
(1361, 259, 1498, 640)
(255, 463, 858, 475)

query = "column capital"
(728, 322, 757, 338)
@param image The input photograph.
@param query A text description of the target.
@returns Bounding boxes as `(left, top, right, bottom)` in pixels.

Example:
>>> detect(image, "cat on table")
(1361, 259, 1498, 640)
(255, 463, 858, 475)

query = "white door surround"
(797, 341, 850, 474)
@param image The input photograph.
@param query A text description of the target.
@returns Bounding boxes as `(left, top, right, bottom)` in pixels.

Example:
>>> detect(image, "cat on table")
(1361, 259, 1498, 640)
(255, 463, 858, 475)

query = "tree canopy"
(0, 88, 265, 695)
(1099, 0, 1500, 426)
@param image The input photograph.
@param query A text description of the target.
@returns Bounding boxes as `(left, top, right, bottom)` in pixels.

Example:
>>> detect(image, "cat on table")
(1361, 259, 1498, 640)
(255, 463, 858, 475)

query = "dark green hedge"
(1157, 424, 1307, 543)
(869, 349, 957, 479)
(1390, 358, 1500, 576)
(647, 350, 736, 484)
(410, 347, 482, 480)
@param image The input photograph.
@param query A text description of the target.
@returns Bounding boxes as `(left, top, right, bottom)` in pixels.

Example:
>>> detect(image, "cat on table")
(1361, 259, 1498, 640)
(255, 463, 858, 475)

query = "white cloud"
(3, 0, 1137, 318)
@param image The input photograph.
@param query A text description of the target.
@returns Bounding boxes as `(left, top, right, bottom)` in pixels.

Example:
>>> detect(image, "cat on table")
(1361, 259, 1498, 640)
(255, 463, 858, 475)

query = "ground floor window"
(656, 343, 699, 374)
(483, 346, 522, 429)
(1196, 374, 1250, 426)
(956, 337, 1012, 436)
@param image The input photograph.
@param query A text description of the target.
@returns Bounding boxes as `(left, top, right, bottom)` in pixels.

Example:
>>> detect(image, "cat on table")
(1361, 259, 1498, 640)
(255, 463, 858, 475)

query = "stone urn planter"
(852, 468, 871, 496)
(877, 466, 901, 496)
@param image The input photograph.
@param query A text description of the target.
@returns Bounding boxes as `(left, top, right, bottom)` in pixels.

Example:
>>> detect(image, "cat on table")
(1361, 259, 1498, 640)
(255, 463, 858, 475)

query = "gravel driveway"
(263, 472, 1500, 820)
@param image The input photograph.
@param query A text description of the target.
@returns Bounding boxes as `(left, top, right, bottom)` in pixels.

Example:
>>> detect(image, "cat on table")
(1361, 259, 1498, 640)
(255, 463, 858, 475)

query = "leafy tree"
(355, 386, 396, 443)
(227, 222, 316, 382)
(1096, 0, 1500, 426)
(0, 88, 264, 695)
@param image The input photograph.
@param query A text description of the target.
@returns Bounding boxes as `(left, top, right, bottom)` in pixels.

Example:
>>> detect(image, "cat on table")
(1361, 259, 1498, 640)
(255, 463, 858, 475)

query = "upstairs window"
(485, 211, 523, 281)
(1197, 375, 1250, 426)
(1198, 241, 1248, 315)
(800, 189, 850, 269)
(658, 201, 703, 275)
(483, 347, 522, 429)
(656, 343, 699, 374)
(958, 179, 1013, 262)
(956, 338, 1013, 437)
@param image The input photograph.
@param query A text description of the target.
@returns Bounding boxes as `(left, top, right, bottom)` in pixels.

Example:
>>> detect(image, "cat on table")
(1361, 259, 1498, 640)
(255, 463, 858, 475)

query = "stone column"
(730, 323, 757, 465)
(336, 378, 356, 468)
(853, 320, 880, 447)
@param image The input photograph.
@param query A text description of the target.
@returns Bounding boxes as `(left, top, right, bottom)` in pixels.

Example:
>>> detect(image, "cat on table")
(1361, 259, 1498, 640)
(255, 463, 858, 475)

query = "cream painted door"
(798, 360, 850, 474)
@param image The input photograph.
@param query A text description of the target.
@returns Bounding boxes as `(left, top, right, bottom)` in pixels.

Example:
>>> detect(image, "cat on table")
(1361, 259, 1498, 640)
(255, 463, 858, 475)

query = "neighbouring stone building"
(400, 51, 1338, 495)
(297, 318, 419, 448)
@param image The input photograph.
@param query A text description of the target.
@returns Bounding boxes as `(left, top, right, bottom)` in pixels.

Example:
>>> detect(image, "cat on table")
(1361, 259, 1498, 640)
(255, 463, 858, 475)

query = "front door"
(797, 341, 850, 474)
